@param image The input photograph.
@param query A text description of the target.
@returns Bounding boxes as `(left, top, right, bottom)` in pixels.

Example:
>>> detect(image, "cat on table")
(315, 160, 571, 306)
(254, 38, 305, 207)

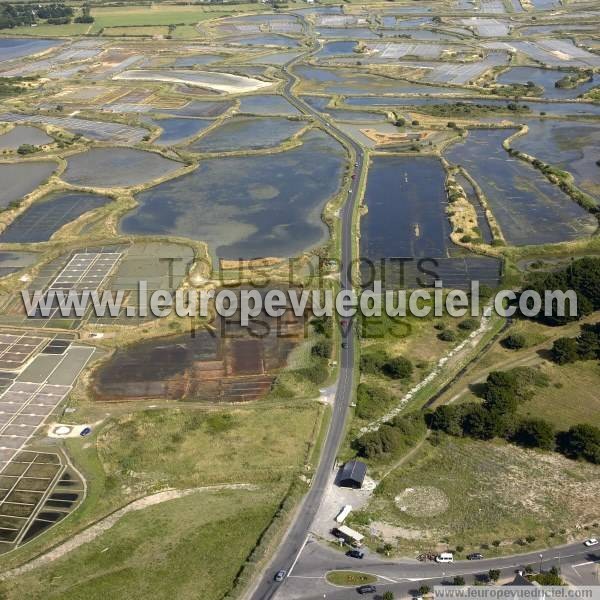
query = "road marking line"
(288, 535, 310, 576)
(572, 562, 595, 568)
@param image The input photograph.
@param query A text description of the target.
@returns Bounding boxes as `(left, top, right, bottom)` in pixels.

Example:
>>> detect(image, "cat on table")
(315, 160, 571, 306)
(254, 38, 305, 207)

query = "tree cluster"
(360, 348, 413, 380)
(354, 412, 426, 459)
(551, 322, 600, 365)
(0, 3, 73, 29)
(524, 257, 600, 326)
(356, 383, 394, 420)
(427, 366, 600, 464)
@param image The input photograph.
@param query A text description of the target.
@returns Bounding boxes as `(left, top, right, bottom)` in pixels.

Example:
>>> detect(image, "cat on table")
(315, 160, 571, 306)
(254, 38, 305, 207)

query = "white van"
(436, 552, 454, 563)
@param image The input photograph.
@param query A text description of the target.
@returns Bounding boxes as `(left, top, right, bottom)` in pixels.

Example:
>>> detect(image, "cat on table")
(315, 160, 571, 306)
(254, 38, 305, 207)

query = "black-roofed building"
(338, 460, 367, 489)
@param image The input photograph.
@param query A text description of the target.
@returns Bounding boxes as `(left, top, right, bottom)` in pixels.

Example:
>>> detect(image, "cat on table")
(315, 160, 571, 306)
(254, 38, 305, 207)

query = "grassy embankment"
(0, 401, 325, 600)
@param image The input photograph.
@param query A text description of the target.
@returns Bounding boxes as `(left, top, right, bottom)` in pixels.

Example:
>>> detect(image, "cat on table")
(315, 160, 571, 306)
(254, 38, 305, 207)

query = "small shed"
(338, 460, 367, 489)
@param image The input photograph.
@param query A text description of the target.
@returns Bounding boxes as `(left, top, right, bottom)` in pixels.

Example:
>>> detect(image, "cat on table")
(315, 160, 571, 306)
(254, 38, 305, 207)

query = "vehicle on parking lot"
(357, 584, 376, 594)
(584, 538, 599, 547)
(274, 570, 286, 582)
(436, 552, 454, 563)
(467, 553, 484, 560)
(346, 549, 364, 559)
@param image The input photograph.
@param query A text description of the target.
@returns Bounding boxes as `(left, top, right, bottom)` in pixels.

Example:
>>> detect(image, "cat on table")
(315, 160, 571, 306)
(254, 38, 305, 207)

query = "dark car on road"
(274, 570, 286, 582)
(357, 584, 376, 594)
(467, 553, 484, 560)
(346, 549, 364, 559)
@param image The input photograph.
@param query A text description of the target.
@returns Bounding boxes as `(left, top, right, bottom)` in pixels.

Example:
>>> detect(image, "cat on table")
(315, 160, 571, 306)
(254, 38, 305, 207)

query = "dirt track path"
(379, 430, 432, 481)
(2, 484, 257, 579)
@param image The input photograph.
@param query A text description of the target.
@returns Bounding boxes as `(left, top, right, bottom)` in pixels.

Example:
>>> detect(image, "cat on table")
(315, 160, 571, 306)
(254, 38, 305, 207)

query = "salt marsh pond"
(63, 148, 182, 189)
(152, 118, 213, 146)
(187, 116, 305, 153)
(497, 67, 597, 99)
(0, 191, 110, 243)
(0, 162, 55, 208)
(511, 120, 600, 200)
(121, 130, 346, 261)
(444, 129, 596, 245)
(0, 125, 52, 150)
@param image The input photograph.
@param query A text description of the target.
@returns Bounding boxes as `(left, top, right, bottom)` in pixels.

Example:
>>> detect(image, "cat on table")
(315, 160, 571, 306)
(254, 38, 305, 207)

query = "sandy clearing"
(114, 69, 273, 93)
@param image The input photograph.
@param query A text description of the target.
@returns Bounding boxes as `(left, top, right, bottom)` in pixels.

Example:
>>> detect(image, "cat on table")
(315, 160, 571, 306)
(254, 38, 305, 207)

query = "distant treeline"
(0, 3, 93, 29)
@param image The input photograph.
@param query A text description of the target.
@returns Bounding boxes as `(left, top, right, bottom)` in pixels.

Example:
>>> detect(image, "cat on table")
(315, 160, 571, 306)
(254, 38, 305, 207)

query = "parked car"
(467, 553, 484, 560)
(584, 538, 599, 547)
(79, 427, 91, 436)
(346, 549, 364, 559)
(436, 552, 454, 563)
(274, 570, 286, 582)
(357, 585, 376, 594)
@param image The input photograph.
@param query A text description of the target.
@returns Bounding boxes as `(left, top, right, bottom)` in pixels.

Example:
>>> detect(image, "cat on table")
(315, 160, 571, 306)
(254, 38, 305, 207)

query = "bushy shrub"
(501, 333, 526, 350)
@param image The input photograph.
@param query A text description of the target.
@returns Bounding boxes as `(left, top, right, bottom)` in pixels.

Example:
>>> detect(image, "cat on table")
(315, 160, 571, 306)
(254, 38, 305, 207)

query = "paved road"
(247, 54, 366, 600)
(281, 540, 600, 599)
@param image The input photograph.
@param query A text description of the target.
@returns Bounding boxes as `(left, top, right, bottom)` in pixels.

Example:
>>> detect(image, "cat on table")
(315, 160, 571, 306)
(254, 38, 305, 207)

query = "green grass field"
(355, 435, 600, 556)
(90, 4, 264, 31)
(3, 487, 280, 600)
(519, 359, 600, 429)
(98, 404, 321, 489)
(101, 26, 170, 37)
(6, 23, 92, 36)
(171, 24, 203, 39)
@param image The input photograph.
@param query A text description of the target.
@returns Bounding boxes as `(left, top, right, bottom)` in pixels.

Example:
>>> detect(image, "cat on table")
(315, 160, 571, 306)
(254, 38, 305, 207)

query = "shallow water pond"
(0, 38, 61, 63)
(0, 191, 110, 243)
(157, 99, 233, 118)
(0, 125, 52, 150)
(173, 54, 223, 67)
(63, 148, 182, 188)
(359, 155, 504, 288)
(444, 129, 596, 245)
(0, 161, 56, 208)
(121, 130, 346, 261)
(361, 155, 450, 259)
(237, 95, 300, 116)
(187, 116, 305, 153)
(511, 119, 600, 200)
(497, 67, 598, 100)
(152, 118, 212, 146)
(295, 66, 474, 96)
(222, 34, 300, 47)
